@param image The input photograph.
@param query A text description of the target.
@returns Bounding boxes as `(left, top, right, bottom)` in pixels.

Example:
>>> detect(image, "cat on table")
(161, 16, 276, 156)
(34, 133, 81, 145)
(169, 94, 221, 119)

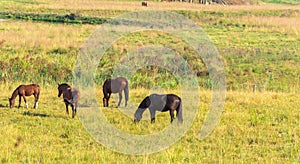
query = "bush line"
(0, 12, 109, 24)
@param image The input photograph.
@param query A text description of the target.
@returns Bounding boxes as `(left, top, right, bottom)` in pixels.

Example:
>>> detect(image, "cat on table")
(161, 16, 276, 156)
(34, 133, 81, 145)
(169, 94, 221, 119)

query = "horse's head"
(58, 84, 71, 98)
(133, 118, 140, 124)
(58, 84, 63, 97)
(103, 98, 108, 107)
(8, 97, 14, 108)
(133, 111, 142, 123)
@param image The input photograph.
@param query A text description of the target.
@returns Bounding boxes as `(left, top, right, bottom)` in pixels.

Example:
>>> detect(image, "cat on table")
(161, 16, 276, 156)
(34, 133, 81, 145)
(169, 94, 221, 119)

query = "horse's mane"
(10, 85, 21, 99)
(59, 83, 71, 87)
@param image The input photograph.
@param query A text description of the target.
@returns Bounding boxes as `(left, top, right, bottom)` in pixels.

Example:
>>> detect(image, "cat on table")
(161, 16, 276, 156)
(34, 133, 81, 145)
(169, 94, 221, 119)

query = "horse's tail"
(124, 80, 129, 102)
(176, 98, 183, 124)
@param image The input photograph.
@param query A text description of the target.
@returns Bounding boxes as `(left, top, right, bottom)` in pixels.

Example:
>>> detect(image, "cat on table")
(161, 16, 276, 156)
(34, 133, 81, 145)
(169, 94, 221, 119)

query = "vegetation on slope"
(0, 0, 299, 92)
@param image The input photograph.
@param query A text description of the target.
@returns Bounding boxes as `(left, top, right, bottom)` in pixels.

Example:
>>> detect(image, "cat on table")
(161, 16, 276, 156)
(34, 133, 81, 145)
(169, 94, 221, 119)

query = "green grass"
(0, 86, 299, 163)
(0, 1, 299, 161)
(0, 85, 300, 163)
(263, 0, 300, 5)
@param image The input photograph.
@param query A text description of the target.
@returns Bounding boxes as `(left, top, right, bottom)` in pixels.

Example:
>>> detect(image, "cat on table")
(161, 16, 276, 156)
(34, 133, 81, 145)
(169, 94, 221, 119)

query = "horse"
(142, 1, 148, 6)
(134, 93, 183, 124)
(9, 84, 40, 109)
(57, 83, 80, 118)
(102, 77, 129, 107)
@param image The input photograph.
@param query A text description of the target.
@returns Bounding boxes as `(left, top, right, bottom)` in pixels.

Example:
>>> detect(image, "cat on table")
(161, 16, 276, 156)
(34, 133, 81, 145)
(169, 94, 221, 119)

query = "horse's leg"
(124, 85, 129, 107)
(74, 102, 77, 117)
(149, 107, 156, 123)
(117, 92, 122, 107)
(169, 109, 175, 123)
(18, 95, 22, 108)
(107, 93, 111, 107)
(34, 91, 40, 109)
(22, 95, 28, 108)
(65, 103, 69, 114)
(71, 104, 75, 118)
(33, 94, 38, 109)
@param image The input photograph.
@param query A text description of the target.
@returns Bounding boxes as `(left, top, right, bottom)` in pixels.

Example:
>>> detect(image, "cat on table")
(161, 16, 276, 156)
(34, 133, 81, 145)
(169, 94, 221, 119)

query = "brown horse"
(9, 84, 40, 109)
(103, 77, 129, 107)
(58, 83, 80, 118)
(142, 1, 148, 6)
(134, 94, 183, 124)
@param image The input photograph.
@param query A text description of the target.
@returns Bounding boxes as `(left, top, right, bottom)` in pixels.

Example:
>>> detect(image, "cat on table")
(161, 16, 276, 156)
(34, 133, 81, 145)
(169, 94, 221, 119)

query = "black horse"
(134, 94, 183, 124)
(57, 83, 80, 118)
(103, 77, 129, 107)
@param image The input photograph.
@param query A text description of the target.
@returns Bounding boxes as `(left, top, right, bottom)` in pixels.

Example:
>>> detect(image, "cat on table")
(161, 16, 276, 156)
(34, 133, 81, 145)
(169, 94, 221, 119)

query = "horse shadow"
(0, 103, 7, 108)
(23, 111, 50, 118)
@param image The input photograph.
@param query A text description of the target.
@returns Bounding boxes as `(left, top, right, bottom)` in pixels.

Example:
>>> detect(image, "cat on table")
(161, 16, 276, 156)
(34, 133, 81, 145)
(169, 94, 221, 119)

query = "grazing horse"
(58, 83, 80, 118)
(9, 84, 40, 109)
(134, 94, 183, 124)
(103, 77, 129, 107)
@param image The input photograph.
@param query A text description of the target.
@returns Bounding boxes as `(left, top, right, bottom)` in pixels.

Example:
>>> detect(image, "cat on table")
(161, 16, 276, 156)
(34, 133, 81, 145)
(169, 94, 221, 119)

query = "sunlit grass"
(0, 20, 95, 54)
(2, 0, 300, 11)
(0, 86, 299, 162)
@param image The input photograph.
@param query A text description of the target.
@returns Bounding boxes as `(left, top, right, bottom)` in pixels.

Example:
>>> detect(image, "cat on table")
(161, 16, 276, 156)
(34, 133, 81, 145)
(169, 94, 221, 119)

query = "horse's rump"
(102, 77, 129, 107)
(104, 77, 128, 93)
(71, 88, 80, 104)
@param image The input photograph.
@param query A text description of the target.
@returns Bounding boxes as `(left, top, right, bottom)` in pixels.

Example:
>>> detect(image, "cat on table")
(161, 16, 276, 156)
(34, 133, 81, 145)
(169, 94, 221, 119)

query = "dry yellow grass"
(6, 0, 300, 12)
(226, 15, 300, 37)
(0, 21, 95, 51)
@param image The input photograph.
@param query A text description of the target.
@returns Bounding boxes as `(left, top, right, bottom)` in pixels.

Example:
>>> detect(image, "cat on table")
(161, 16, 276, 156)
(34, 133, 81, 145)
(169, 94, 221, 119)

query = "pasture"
(0, 0, 299, 163)
(0, 85, 299, 163)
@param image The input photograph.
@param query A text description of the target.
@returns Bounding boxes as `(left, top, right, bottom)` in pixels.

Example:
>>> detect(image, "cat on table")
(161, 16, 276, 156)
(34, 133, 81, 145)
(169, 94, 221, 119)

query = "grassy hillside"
(0, 0, 299, 92)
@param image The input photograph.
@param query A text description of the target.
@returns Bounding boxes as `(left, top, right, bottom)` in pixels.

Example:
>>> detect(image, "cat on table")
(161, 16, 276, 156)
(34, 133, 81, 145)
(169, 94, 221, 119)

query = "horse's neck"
(63, 89, 72, 99)
(11, 88, 19, 99)
(135, 107, 148, 117)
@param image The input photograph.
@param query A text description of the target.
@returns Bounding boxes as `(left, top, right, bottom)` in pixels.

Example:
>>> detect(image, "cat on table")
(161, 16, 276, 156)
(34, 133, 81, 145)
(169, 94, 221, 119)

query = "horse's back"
(167, 94, 180, 101)
(25, 84, 40, 90)
(104, 77, 128, 93)
(17, 84, 40, 96)
(148, 94, 167, 110)
(148, 93, 181, 111)
(116, 77, 128, 83)
(117, 77, 128, 87)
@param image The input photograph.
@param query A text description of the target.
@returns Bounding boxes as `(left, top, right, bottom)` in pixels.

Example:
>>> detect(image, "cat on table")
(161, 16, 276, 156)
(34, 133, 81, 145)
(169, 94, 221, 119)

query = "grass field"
(0, 86, 299, 163)
(0, 0, 299, 163)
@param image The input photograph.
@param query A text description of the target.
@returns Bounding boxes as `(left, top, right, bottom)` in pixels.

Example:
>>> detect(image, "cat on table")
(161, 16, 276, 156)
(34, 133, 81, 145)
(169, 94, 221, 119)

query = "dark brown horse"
(134, 94, 183, 124)
(58, 83, 80, 118)
(103, 77, 129, 107)
(142, 1, 148, 6)
(9, 84, 40, 109)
